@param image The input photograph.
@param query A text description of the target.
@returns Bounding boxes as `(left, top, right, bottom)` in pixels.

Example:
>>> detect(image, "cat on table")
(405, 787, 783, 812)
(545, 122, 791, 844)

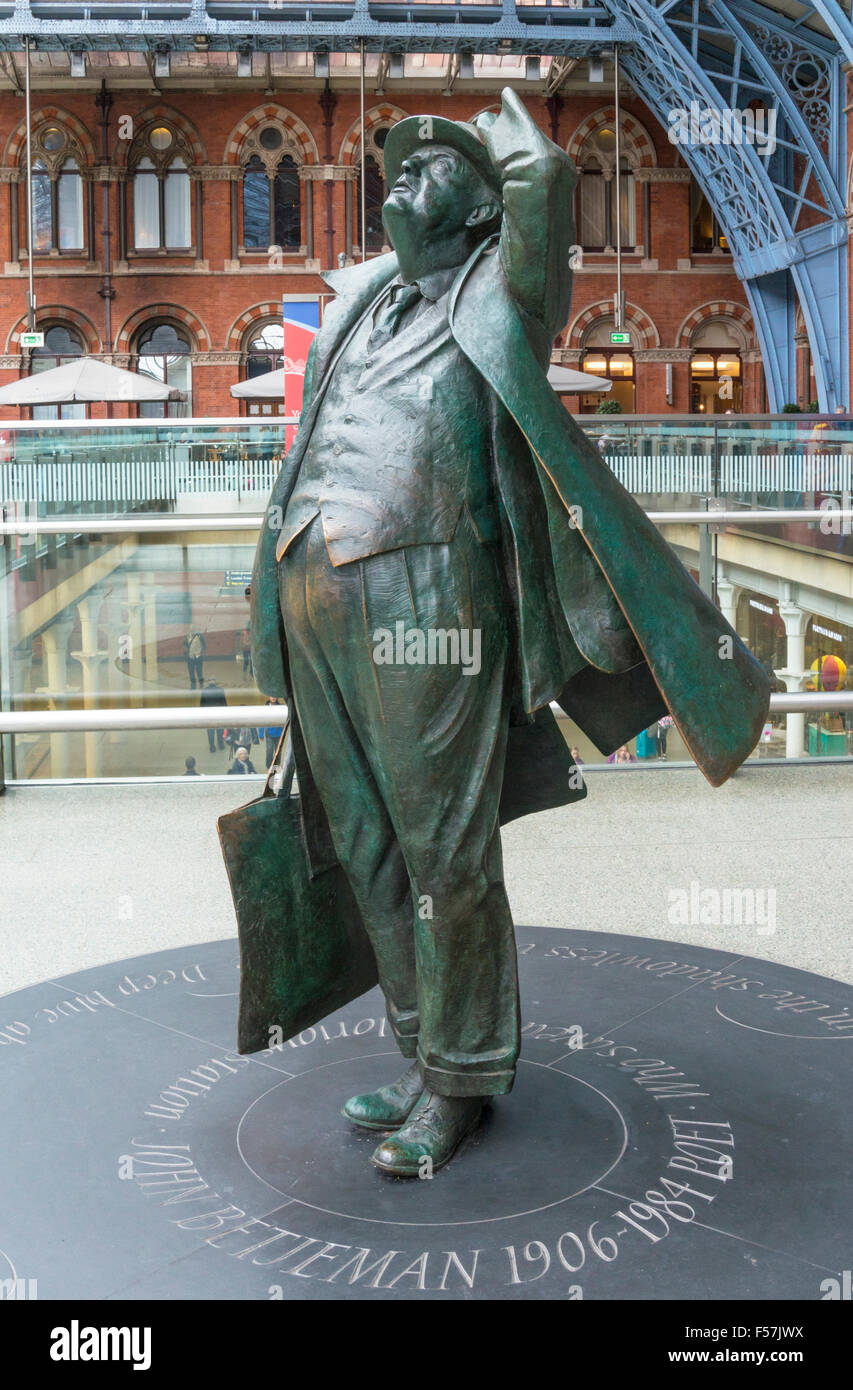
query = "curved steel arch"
(808, 0, 853, 66)
(687, 0, 846, 412)
(602, 0, 848, 408)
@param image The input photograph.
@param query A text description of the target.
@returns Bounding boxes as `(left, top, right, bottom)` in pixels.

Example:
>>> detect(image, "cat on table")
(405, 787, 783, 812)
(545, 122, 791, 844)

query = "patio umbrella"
(0, 356, 185, 405)
(231, 364, 612, 399)
(231, 368, 285, 400)
(547, 364, 612, 394)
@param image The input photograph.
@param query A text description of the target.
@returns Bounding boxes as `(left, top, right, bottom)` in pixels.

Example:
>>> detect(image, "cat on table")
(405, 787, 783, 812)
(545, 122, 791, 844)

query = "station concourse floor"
(0, 762, 849, 998)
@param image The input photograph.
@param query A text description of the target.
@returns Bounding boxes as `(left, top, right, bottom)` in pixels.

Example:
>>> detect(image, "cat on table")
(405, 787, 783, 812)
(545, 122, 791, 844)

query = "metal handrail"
(2, 507, 853, 536)
(0, 412, 847, 431)
(0, 515, 265, 534)
(0, 692, 849, 735)
(0, 706, 287, 734)
(0, 416, 298, 433)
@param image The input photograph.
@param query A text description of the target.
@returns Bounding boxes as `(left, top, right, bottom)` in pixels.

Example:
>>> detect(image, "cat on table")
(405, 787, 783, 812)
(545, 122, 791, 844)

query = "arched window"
(579, 320, 636, 414)
(29, 323, 86, 419)
(26, 126, 85, 253)
(32, 159, 52, 252)
(240, 320, 286, 416)
(240, 126, 302, 252)
(245, 321, 284, 379)
(577, 126, 635, 252)
(690, 178, 730, 254)
(690, 350, 742, 414)
(357, 126, 391, 254)
(243, 156, 269, 249)
(134, 321, 191, 417)
(690, 321, 742, 414)
(131, 126, 192, 251)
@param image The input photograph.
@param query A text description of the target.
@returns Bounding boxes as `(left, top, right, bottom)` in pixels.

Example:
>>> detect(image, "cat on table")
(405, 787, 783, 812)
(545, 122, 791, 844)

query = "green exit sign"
(21, 332, 44, 348)
(610, 331, 631, 345)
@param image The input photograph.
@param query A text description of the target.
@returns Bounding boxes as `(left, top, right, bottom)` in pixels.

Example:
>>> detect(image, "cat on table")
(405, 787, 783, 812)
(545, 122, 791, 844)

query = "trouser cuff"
(418, 1051, 516, 1098)
(388, 1005, 419, 1058)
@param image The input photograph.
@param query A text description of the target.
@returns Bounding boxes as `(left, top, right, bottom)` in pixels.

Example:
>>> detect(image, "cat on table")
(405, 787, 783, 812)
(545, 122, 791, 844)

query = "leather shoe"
(342, 1061, 423, 1131)
(370, 1090, 485, 1176)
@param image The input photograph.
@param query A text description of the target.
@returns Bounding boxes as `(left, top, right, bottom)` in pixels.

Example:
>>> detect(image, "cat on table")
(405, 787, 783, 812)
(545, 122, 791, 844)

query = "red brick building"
(0, 51, 800, 421)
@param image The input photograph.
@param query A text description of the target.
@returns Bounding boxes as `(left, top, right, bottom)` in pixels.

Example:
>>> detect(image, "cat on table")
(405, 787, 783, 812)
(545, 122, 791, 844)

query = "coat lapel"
(313, 252, 399, 387)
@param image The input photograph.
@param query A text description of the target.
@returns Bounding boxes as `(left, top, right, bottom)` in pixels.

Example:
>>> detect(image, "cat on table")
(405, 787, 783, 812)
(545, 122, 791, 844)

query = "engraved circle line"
(713, 1003, 853, 1040)
(234, 1051, 629, 1229)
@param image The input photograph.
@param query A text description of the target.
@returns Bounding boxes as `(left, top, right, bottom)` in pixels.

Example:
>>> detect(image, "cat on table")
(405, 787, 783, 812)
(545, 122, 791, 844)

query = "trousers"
(278, 512, 520, 1096)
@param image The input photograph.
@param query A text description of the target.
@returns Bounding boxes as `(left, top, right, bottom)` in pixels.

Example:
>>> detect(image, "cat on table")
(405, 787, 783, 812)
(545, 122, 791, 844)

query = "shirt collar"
(393, 264, 462, 302)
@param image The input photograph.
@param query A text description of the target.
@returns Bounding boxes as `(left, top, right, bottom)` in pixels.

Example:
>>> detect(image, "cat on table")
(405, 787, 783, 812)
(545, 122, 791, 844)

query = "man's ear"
(465, 199, 501, 229)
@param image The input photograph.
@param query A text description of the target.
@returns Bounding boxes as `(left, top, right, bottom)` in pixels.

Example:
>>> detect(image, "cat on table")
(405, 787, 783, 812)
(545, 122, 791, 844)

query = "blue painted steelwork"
(0, 1, 631, 54)
(809, 0, 853, 65)
(0, 0, 846, 406)
(596, 0, 848, 409)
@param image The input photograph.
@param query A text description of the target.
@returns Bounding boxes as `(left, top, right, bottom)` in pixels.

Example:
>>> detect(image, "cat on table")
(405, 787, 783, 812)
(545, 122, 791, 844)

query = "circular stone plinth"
(2, 928, 851, 1301)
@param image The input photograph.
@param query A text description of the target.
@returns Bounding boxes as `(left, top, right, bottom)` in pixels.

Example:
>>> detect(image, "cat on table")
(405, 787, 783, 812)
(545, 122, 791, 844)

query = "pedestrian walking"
(200, 678, 227, 753)
(184, 631, 206, 689)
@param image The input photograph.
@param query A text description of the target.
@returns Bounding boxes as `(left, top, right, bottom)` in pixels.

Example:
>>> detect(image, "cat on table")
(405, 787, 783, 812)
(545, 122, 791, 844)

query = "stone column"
(715, 577, 742, 635)
(124, 574, 146, 708)
(71, 594, 108, 778)
(103, 642, 125, 744)
(101, 602, 127, 745)
(775, 595, 811, 758)
(142, 589, 159, 686)
(299, 162, 356, 266)
(38, 613, 75, 778)
(601, 170, 615, 253)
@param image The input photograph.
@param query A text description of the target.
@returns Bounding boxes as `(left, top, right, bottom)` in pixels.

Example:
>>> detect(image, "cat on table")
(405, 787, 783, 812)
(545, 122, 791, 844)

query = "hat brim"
(382, 116, 503, 200)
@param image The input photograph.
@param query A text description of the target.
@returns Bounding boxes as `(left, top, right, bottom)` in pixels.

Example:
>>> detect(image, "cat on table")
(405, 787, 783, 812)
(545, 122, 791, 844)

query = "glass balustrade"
(0, 417, 288, 518)
(576, 415, 853, 562)
(1, 415, 851, 779)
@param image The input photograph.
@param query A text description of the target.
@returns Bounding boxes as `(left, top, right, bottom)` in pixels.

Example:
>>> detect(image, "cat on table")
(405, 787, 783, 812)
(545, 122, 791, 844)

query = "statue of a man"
(250, 89, 769, 1176)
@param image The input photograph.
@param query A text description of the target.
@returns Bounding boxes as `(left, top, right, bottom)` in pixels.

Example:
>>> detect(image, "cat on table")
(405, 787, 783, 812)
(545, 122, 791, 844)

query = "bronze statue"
(243, 89, 770, 1177)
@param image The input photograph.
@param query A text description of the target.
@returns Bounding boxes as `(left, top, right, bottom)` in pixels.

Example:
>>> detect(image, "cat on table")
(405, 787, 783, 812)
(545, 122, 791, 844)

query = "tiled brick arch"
(114, 304, 211, 353)
(677, 301, 756, 349)
(224, 106, 318, 166)
(226, 302, 283, 352)
(566, 107, 657, 169)
(567, 300, 660, 349)
(339, 104, 411, 164)
(7, 306, 101, 354)
(3, 107, 96, 168)
(112, 105, 206, 169)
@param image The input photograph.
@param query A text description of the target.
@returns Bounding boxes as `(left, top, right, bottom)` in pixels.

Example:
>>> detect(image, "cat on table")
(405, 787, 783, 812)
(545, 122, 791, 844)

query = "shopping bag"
(218, 723, 378, 1054)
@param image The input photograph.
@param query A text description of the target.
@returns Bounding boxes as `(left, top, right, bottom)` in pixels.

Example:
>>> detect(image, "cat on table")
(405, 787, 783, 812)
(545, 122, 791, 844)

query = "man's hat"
(382, 111, 502, 200)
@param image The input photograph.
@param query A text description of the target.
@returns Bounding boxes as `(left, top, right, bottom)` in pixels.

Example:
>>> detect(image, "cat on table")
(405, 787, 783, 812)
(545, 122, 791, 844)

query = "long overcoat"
(250, 94, 770, 865)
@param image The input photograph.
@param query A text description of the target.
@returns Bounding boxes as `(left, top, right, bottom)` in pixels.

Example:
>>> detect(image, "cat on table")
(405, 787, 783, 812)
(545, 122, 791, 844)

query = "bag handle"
(263, 714, 296, 799)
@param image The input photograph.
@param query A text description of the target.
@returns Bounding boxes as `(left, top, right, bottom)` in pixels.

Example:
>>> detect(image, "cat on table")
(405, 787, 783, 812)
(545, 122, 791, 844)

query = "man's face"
(382, 145, 492, 243)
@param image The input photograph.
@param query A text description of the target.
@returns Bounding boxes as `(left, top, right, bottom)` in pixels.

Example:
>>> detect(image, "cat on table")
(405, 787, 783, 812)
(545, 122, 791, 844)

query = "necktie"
(366, 282, 422, 354)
